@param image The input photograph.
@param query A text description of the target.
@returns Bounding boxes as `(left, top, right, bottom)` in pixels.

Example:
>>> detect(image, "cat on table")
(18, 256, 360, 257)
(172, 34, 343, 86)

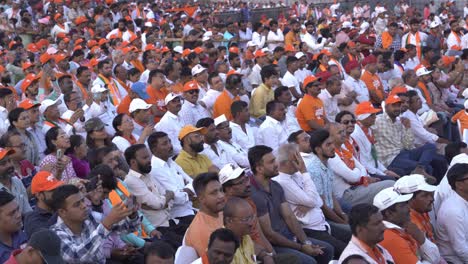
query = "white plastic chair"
(457, 120, 468, 144)
(174, 245, 198, 264)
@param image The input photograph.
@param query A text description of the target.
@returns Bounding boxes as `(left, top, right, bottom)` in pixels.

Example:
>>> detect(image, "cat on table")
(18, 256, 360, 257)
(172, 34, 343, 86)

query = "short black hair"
(196, 117, 214, 129)
(207, 228, 239, 250)
(335, 110, 354, 123)
(406, 90, 419, 101)
(349, 203, 380, 236)
(309, 129, 330, 154)
(193, 172, 220, 196)
(286, 56, 298, 66)
(87, 145, 119, 169)
(230, 100, 248, 119)
(147, 131, 169, 151)
(445, 142, 467, 163)
(89, 164, 116, 190)
(124, 144, 147, 165)
(447, 163, 468, 191)
(144, 241, 174, 261)
(260, 65, 278, 83)
(248, 145, 273, 174)
(274, 86, 290, 100)
(51, 184, 80, 211)
(97, 59, 112, 70)
(342, 255, 370, 264)
(287, 130, 304, 143)
(0, 190, 15, 207)
(0, 88, 13, 99)
(148, 69, 165, 84)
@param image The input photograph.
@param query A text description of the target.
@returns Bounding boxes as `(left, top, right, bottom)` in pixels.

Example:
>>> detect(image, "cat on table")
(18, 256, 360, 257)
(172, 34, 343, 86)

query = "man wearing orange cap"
(18, 99, 46, 157)
(21, 73, 40, 102)
(24, 171, 63, 238)
(0, 148, 32, 215)
(248, 50, 270, 89)
(179, 81, 210, 126)
(296, 75, 327, 132)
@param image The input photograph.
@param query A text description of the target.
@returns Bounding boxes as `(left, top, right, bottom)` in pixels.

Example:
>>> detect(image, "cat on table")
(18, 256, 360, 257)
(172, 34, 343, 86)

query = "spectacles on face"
(341, 119, 356, 125)
(233, 214, 255, 224)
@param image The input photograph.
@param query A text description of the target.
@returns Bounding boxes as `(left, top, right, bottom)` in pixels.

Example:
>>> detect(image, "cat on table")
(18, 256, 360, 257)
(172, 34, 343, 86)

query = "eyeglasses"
(342, 119, 356, 125)
(234, 214, 255, 224)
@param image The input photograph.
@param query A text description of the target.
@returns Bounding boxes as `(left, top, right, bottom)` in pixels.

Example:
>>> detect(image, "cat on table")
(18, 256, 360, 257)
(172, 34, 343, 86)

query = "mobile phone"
(124, 195, 135, 210)
(57, 149, 63, 160)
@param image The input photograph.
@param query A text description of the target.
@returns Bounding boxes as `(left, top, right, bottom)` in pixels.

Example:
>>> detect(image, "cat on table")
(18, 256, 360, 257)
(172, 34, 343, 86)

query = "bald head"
(327, 122, 346, 145)
(223, 197, 254, 237)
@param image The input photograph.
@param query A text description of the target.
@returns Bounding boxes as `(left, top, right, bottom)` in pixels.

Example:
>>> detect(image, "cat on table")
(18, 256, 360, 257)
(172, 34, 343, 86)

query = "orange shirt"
(284, 31, 300, 47)
(452, 109, 468, 134)
(170, 82, 184, 94)
(117, 95, 131, 115)
(410, 209, 434, 242)
(380, 227, 419, 264)
(213, 90, 240, 119)
(296, 94, 326, 132)
(146, 85, 168, 123)
(361, 70, 385, 104)
(185, 211, 224, 257)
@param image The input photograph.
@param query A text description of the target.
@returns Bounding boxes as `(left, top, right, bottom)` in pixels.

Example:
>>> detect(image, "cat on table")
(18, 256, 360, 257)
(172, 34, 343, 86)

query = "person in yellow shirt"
(249, 65, 279, 119)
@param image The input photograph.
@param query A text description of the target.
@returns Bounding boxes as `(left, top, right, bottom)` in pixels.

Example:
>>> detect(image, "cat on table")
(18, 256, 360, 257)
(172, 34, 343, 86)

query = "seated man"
(374, 95, 447, 181)
(339, 204, 394, 263)
(374, 188, 441, 264)
(273, 143, 350, 258)
(154, 93, 184, 154)
(50, 184, 141, 264)
(436, 163, 468, 263)
(215, 115, 250, 168)
(328, 122, 394, 205)
(0, 191, 27, 263)
(143, 241, 174, 264)
(191, 228, 239, 264)
(249, 145, 334, 264)
(250, 65, 279, 119)
(256, 101, 290, 151)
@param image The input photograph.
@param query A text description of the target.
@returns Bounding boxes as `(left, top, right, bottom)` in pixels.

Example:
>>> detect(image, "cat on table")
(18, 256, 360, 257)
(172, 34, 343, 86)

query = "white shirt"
(124, 169, 171, 227)
(238, 28, 253, 50)
(229, 122, 256, 152)
(318, 89, 340, 122)
(436, 191, 468, 264)
(281, 71, 301, 98)
(401, 110, 438, 146)
(256, 116, 289, 151)
(154, 111, 184, 154)
(339, 236, 394, 264)
(404, 57, 420, 71)
(343, 76, 369, 103)
(294, 68, 313, 83)
(401, 31, 428, 50)
(267, 29, 284, 51)
(179, 100, 210, 126)
(351, 124, 387, 175)
(405, 85, 430, 115)
(286, 105, 301, 135)
(150, 156, 194, 219)
(251, 32, 266, 49)
(0, 106, 10, 136)
(202, 142, 235, 169)
(112, 134, 138, 152)
(462, 34, 468, 50)
(447, 31, 463, 50)
(51, 22, 71, 39)
(217, 140, 249, 168)
(272, 172, 328, 231)
(302, 32, 325, 53)
(248, 64, 263, 87)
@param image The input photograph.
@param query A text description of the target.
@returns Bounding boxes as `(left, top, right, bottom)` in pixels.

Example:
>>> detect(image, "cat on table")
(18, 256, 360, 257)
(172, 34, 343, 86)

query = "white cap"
(129, 98, 152, 113)
(219, 163, 246, 185)
(214, 114, 228, 126)
(164, 92, 180, 105)
(202, 31, 213, 41)
(464, 100, 468, 109)
(181, 14, 187, 18)
(295, 52, 306, 59)
(191, 64, 206, 76)
(359, 22, 370, 34)
(46, 46, 58, 55)
(144, 21, 153, 27)
(173, 46, 183, 54)
(246, 41, 256, 47)
(341, 21, 353, 29)
(462, 89, 468, 99)
(373, 187, 413, 211)
(450, 153, 468, 167)
(39, 98, 60, 114)
(394, 174, 437, 194)
(429, 21, 440, 29)
(415, 66, 432, 77)
(91, 84, 107, 93)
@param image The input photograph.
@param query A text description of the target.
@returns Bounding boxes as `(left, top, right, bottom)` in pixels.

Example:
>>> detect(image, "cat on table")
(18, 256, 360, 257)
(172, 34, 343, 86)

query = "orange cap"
(441, 55, 455, 67)
(54, 53, 68, 63)
(22, 62, 34, 70)
(254, 50, 267, 58)
(284, 44, 295, 52)
(385, 95, 402, 105)
(54, 13, 61, 21)
(193, 47, 204, 54)
(39, 53, 53, 64)
(73, 45, 83, 51)
(26, 43, 39, 53)
(8, 41, 17, 49)
(303, 75, 321, 88)
(388, 86, 408, 97)
(18, 98, 41, 110)
(86, 58, 99, 68)
(21, 73, 40, 92)
(160, 46, 170, 53)
(129, 34, 138, 43)
(228, 47, 239, 54)
(182, 49, 192, 57)
(56, 32, 67, 39)
(183, 81, 199, 92)
(145, 44, 157, 51)
(31, 171, 64, 195)
(0, 148, 15, 161)
(87, 40, 98, 48)
(75, 16, 88, 25)
(355, 101, 381, 116)
(98, 38, 108, 46)
(226, 69, 242, 76)
(178, 125, 206, 140)
(36, 39, 49, 49)
(75, 39, 84, 46)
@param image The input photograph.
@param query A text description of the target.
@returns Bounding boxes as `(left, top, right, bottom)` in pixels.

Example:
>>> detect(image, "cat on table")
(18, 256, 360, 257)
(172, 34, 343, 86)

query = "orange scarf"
(451, 31, 462, 50)
(115, 78, 130, 93)
(98, 74, 121, 107)
(131, 60, 145, 73)
(319, 64, 327, 72)
(354, 238, 386, 264)
(417, 81, 432, 106)
(123, 134, 137, 145)
(381, 31, 393, 49)
(335, 145, 355, 169)
(407, 32, 422, 58)
(75, 81, 89, 99)
(410, 209, 434, 242)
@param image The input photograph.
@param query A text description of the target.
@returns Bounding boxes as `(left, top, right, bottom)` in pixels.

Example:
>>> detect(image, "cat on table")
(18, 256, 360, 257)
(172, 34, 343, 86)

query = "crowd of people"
(0, 0, 467, 263)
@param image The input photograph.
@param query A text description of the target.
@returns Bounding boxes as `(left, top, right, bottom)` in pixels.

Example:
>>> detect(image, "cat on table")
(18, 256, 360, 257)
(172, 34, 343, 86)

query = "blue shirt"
(0, 231, 27, 263)
(302, 152, 335, 209)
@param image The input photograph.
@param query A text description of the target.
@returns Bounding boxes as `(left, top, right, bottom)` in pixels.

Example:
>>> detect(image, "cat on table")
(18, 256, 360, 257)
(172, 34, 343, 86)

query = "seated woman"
(66, 135, 90, 179)
(111, 113, 153, 152)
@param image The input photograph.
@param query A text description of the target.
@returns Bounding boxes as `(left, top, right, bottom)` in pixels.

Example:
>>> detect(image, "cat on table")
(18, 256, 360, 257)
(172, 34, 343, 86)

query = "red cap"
(31, 171, 64, 195)
(385, 95, 402, 105)
(18, 98, 41, 110)
(183, 81, 199, 92)
(254, 50, 267, 58)
(345, 60, 361, 74)
(303, 75, 321, 88)
(315, 71, 331, 83)
(26, 43, 39, 53)
(355, 101, 382, 116)
(361, 55, 377, 67)
(54, 53, 68, 63)
(21, 73, 40, 92)
(39, 53, 53, 64)
(228, 47, 239, 54)
(0, 148, 15, 161)
(22, 61, 34, 70)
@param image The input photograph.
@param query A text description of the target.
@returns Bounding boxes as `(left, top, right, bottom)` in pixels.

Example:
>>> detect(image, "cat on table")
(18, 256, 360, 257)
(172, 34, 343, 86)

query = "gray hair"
(277, 143, 298, 164)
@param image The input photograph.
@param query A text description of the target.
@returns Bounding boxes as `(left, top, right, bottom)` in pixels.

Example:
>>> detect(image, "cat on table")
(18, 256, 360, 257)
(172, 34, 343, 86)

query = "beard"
(190, 142, 204, 153)
(138, 162, 152, 174)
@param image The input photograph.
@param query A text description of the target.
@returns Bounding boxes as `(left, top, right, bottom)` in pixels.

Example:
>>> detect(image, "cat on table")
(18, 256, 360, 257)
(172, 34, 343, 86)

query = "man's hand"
(294, 205, 310, 218)
(183, 188, 196, 201)
(141, 125, 155, 139)
(69, 109, 85, 124)
(291, 151, 307, 174)
(150, 229, 162, 239)
(165, 190, 175, 202)
(384, 170, 400, 179)
(301, 244, 324, 256)
(400, 117, 411, 128)
(404, 222, 425, 245)
(102, 202, 133, 229)
(368, 177, 381, 184)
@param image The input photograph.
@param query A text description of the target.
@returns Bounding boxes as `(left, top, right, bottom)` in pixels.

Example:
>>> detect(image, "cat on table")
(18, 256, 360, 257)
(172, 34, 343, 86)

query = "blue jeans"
(274, 238, 334, 264)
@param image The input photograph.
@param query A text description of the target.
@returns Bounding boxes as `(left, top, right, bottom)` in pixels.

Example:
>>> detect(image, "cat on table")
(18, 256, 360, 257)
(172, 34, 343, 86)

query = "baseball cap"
(228, 47, 239, 54)
(361, 55, 377, 67)
(415, 64, 432, 77)
(21, 73, 40, 93)
(315, 71, 331, 83)
(129, 98, 152, 113)
(345, 60, 361, 74)
(182, 49, 192, 57)
(173, 46, 183, 54)
(39, 98, 60, 114)
(0, 148, 15, 161)
(31, 171, 64, 194)
(429, 21, 440, 28)
(84, 117, 106, 133)
(91, 84, 108, 94)
(254, 50, 267, 58)
(295, 52, 306, 59)
(394, 174, 437, 194)
(303, 75, 321, 88)
(164, 92, 181, 105)
(178, 125, 206, 140)
(18, 99, 41, 110)
(359, 21, 370, 34)
(373, 187, 413, 211)
(388, 86, 408, 97)
(39, 53, 53, 64)
(183, 81, 199, 92)
(226, 69, 242, 77)
(385, 95, 401, 105)
(355, 101, 381, 116)
(130, 82, 149, 100)
(191, 64, 207, 76)
(54, 53, 68, 63)
(28, 229, 65, 264)
(22, 61, 34, 70)
(219, 163, 246, 185)
(341, 21, 354, 29)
